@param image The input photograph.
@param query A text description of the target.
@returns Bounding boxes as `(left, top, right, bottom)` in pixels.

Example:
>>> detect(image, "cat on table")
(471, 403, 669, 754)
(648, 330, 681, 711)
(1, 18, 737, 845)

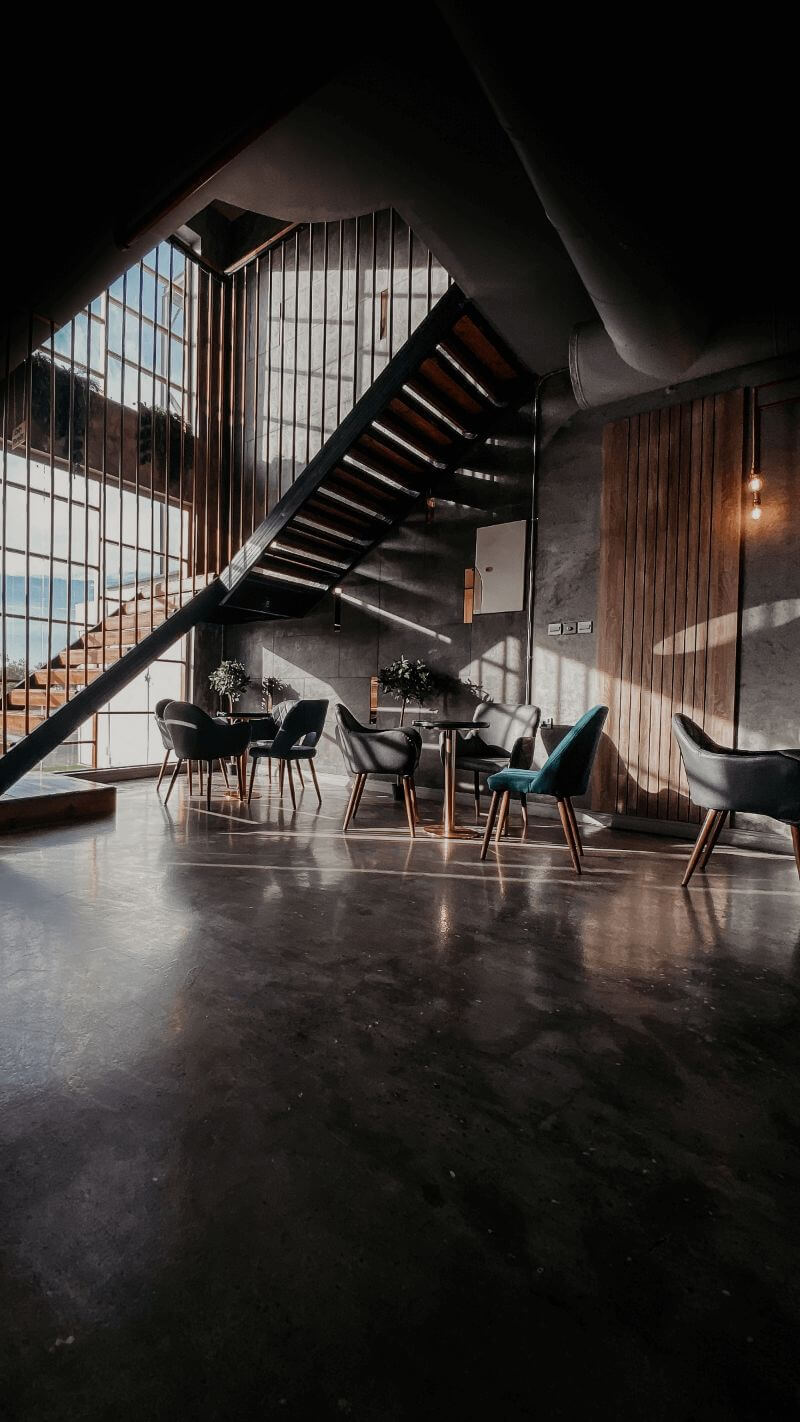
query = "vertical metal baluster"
(321, 223, 328, 446)
(292, 228, 300, 483)
(336, 219, 344, 429)
(100, 291, 110, 725)
(407, 221, 413, 341)
(216, 278, 225, 575)
(265, 250, 273, 520)
(23, 318, 32, 739)
(206, 267, 215, 577)
(306, 225, 313, 464)
(150, 247, 159, 643)
(278, 248, 286, 501)
(64, 321, 75, 716)
(118, 273, 127, 661)
(388, 209, 395, 359)
(352, 216, 360, 408)
(240, 264, 247, 546)
(252, 254, 260, 537)
(45, 322, 56, 724)
(370, 212, 377, 386)
(164, 246, 174, 606)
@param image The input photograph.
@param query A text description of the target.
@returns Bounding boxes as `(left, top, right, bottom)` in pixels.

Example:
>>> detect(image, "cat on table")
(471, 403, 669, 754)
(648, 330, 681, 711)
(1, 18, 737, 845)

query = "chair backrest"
(672, 712, 800, 817)
(474, 701, 541, 768)
(163, 700, 218, 758)
(273, 699, 298, 727)
(534, 705, 608, 798)
(336, 703, 369, 736)
(271, 699, 329, 756)
(154, 698, 174, 751)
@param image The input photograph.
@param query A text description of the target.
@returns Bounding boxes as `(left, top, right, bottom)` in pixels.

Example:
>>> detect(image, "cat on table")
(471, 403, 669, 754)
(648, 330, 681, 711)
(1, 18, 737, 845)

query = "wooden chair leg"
(343, 775, 363, 832)
(409, 776, 419, 822)
(237, 757, 246, 799)
(164, 758, 183, 805)
(187, 759, 193, 796)
(352, 774, 367, 819)
(792, 825, 800, 881)
(566, 797, 584, 856)
(206, 761, 213, 809)
(220, 757, 230, 790)
(682, 809, 718, 887)
(480, 792, 500, 860)
(156, 749, 170, 792)
(248, 756, 258, 804)
(309, 758, 322, 807)
(296, 762, 305, 787)
(402, 777, 416, 838)
(286, 760, 297, 809)
(520, 793, 528, 841)
(474, 771, 481, 822)
(495, 791, 511, 844)
(557, 799, 581, 874)
(699, 810, 726, 871)
(279, 759, 286, 796)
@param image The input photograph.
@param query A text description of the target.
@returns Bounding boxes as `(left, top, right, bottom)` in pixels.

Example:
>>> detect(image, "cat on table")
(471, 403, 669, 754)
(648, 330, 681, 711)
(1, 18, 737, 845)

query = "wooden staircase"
(3, 575, 215, 742)
(0, 285, 533, 794)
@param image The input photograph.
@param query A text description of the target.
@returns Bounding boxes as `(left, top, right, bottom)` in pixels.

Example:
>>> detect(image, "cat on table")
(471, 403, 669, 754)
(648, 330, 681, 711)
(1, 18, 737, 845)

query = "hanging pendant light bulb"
(746, 387, 763, 522)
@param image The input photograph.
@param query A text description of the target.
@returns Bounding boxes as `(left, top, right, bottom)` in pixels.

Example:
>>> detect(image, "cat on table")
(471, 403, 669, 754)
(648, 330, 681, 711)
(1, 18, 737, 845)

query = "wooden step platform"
(0, 772, 116, 834)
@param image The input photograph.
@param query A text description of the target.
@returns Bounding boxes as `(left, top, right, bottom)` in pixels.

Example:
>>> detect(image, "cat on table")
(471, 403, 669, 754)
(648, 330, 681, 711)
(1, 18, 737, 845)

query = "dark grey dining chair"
(163, 701, 251, 808)
(248, 699, 329, 808)
(335, 704, 421, 837)
(449, 701, 541, 820)
(155, 699, 228, 797)
(672, 714, 800, 885)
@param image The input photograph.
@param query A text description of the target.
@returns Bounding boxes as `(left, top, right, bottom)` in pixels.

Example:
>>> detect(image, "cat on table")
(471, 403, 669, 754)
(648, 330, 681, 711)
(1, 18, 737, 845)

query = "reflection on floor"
(1, 779, 799, 1420)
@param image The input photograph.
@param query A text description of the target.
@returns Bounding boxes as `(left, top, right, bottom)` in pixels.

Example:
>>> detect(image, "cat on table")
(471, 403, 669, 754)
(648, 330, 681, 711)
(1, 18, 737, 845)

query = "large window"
(1, 241, 217, 769)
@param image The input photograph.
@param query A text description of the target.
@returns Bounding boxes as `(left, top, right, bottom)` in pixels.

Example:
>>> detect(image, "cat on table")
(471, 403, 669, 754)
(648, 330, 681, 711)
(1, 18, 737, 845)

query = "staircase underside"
(214, 285, 534, 622)
(0, 285, 533, 794)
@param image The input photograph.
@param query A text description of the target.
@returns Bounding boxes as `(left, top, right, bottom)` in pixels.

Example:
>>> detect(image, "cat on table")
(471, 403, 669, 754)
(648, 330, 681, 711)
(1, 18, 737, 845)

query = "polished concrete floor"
(1, 777, 800, 1421)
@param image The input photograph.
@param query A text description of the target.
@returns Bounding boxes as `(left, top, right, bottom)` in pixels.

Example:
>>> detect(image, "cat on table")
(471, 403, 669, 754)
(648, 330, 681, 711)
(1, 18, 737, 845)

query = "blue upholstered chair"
(479, 705, 608, 873)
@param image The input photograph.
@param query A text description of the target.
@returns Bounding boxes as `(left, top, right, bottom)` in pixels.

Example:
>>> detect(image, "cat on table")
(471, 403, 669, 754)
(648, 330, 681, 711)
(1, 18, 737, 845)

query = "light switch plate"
(547, 621, 562, 636)
(577, 620, 593, 634)
(563, 620, 577, 635)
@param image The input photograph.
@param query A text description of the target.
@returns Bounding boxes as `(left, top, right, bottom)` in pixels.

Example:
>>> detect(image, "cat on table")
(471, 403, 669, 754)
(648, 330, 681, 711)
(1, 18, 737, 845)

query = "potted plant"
(379, 656, 442, 725)
(209, 659, 250, 715)
(261, 675, 287, 713)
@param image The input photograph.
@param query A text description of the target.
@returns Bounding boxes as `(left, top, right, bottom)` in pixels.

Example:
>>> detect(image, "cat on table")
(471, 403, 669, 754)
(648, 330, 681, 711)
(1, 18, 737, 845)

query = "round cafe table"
(414, 719, 488, 839)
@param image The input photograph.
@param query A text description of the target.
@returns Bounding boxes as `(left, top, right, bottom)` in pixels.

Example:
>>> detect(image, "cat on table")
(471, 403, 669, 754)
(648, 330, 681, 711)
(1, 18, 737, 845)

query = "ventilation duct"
(570, 315, 800, 410)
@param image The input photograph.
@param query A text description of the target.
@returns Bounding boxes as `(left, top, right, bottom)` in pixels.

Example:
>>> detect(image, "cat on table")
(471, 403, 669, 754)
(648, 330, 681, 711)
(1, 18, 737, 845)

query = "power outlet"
(563, 621, 577, 635)
(547, 622, 562, 636)
(578, 619, 593, 634)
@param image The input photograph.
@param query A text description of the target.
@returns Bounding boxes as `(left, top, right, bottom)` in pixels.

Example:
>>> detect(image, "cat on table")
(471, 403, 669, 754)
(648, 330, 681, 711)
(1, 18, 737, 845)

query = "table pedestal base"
(421, 823, 483, 840)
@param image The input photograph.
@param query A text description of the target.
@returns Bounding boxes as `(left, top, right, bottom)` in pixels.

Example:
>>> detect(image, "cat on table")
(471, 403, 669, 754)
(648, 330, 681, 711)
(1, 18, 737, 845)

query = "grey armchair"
(672, 714, 800, 885)
(449, 701, 541, 820)
(335, 704, 421, 837)
(248, 699, 328, 808)
(163, 701, 251, 808)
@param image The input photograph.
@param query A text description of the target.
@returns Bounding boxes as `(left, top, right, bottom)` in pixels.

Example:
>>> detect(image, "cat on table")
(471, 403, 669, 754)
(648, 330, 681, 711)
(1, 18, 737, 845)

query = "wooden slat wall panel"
(596, 389, 744, 820)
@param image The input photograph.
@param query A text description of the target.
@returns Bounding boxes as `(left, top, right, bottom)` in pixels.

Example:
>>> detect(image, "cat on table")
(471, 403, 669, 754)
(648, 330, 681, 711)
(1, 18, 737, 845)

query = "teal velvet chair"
(479, 705, 608, 873)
